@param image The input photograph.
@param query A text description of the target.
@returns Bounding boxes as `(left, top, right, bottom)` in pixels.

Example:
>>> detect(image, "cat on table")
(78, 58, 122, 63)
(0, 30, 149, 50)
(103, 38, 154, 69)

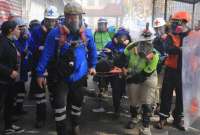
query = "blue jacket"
(31, 25, 50, 75)
(31, 25, 48, 52)
(36, 27, 97, 82)
(14, 32, 34, 81)
(104, 41, 125, 54)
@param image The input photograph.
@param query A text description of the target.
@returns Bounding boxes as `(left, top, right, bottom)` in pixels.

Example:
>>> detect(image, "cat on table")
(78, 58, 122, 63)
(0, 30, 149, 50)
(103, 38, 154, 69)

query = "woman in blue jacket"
(14, 18, 34, 115)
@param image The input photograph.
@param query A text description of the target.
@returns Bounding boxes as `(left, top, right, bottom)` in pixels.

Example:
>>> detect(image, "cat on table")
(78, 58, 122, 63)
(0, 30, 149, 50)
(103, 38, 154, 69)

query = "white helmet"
(98, 17, 107, 23)
(44, 6, 59, 19)
(153, 18, 166, 28)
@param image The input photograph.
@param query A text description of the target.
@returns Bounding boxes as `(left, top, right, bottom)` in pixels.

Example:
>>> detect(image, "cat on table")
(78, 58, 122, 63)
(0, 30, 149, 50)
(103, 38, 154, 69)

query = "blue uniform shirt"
(14, 32, 34, 81)
(105, 41, 126, 54)
(36, 27, 97, 82)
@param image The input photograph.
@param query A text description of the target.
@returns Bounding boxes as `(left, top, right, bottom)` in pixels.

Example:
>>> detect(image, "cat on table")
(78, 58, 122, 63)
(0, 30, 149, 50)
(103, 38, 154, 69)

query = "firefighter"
(36, 2, 97, 135)
(124, 26, 159, 135)
(152, 17, 167, 114)
(0, 20, 24, 135)
(30, 5, 59, 128)
(155, 11, 192, 131)
(94, 17, 111, 51)
(13, 17, 34, 115)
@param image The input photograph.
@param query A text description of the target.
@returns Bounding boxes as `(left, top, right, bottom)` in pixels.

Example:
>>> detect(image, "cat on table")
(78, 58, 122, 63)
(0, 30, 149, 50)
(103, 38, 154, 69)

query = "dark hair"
(1, 20, 18, 36)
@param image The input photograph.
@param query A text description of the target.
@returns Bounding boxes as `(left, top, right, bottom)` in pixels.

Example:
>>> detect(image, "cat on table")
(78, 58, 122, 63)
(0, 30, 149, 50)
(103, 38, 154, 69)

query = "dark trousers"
(159, 67, 183, 119)
(0, 83, 16, 129)
(0, 87, 4, 112)
(110, 75, 126, 113)
(50, 79, 85, 135)
(14, 81, 26, 112)
(30, 77, 46, 122)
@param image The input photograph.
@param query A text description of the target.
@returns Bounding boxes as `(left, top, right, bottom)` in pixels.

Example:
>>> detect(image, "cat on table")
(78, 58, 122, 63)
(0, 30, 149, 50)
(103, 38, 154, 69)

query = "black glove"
(126, 70, 154, 84)
(127, 73, 146, 84)
(113, 53, 129, 68)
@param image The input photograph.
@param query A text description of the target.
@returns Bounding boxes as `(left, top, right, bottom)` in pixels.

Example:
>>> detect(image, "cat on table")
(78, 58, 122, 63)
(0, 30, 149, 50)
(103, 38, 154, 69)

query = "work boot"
(92, 107, 105, 113)
(139, 126, 152, 135)
(35, 120, 45, 128)
(173, 117, 185, 131)
(4, 125, 24, 135)
(112, 111, 120, 120)
(72, 126, 80, 135)
(154, 118, 167, 129)
(126, 117, 140, 129)
(15, 109, 28, 116)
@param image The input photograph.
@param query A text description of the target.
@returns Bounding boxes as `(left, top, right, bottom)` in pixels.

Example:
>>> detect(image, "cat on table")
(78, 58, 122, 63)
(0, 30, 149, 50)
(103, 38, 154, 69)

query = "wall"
(0, 0, 22, 24)
(23, 0, 64, 22)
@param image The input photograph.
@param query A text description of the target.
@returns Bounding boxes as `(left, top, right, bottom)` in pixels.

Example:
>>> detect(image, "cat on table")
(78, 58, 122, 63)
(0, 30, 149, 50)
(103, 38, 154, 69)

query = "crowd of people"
(0, 1, 197, 135)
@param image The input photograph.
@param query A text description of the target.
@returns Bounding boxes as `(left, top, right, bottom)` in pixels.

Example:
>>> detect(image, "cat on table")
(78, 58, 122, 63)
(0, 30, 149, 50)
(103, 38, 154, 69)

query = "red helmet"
(172, 11, 191, 22)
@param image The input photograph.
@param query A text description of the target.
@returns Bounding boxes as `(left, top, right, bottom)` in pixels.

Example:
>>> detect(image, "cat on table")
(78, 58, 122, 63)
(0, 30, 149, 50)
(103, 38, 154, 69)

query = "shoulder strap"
(58, 25, 69, 46)
(59, 25, 87, 46)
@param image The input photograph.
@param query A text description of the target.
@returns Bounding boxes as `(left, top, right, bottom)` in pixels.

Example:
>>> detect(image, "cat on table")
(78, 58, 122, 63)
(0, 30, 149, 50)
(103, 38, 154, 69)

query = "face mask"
(171, 21, 184, 34)
(98, 23, 106, 32)
(65, 15, 82, 34)
(137, 42, 153, 58)
(138, 52, 146, 58)
(22, 34, 29, 40)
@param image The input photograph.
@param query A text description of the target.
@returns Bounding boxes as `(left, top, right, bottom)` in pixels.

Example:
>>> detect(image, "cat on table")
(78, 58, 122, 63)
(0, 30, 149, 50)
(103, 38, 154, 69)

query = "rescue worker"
(108, 25, 117, 39)
(29, 19, 40, 33)
(152, 18, 167, 114)
(92, 28, 131, 114)
(36, 2, 97, 135)
(153, 17, 167, 65)
(105, 28, 131, 117)
(92, 18, 111, 110)
(94, 17, 111, 51)
(13, 17, 34, 115)
(155, 11, 192, 131)
(124, 26, 159, 135)
(27, 19, 41, 100)
(0, 20, 24, 134)
(30, 5, 59, 128)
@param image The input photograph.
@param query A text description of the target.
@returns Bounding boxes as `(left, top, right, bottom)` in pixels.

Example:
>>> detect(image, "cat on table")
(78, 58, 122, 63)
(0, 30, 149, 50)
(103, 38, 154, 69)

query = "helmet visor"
(137, 41, 153, 58)
(98, 22, 107, 32)
(65, 14, 82, 34)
